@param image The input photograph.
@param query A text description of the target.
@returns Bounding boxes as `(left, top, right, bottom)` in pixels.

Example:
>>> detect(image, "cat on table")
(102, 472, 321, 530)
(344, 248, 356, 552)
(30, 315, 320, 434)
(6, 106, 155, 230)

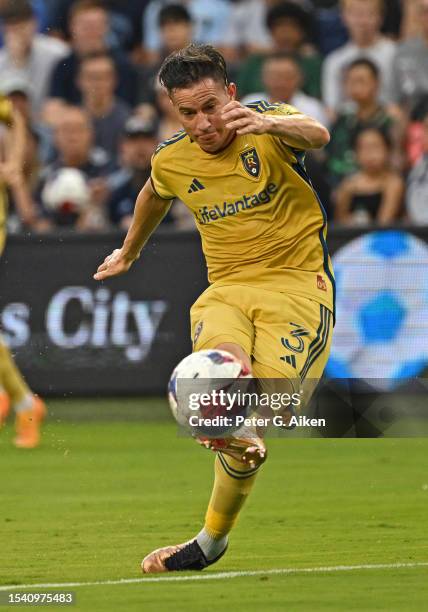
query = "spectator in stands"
(108, 116, 159, 229)
(239, 51, 332, 217)
(138, 5, 193, 106)
(109, 115, 189, 228)
(142, 0, 231, 65)
(220, 0, 278, 63)
(237, 2, 322, 101)
(77, 52, 131, 160)
(406, 113, 428, 224)
(393, 0, 428, 115)
(45, 0, 150, 53)
(155, 81, 183, 141)
(335, 127, 403, 225)
(0, 99, 38, 231)
(322, 0, 396, 114)
(1, 76, 53, 165)
(37, 106, 117, 230)
(0, 0, 68, 115)
(313, 0, 402, 48)
(1, 79, 47, 229)
(400, 0, 423, 40)
(312, 0, 348, 56)
(157, 4, 194, 59)
(240, 53, 328, 126)
(326, 58, 404, 187)
(48, 0, 138, 108)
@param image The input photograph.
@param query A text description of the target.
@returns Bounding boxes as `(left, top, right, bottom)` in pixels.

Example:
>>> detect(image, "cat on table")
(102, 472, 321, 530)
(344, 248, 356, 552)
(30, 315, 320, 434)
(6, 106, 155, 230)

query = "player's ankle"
(196, 527, 228, 561)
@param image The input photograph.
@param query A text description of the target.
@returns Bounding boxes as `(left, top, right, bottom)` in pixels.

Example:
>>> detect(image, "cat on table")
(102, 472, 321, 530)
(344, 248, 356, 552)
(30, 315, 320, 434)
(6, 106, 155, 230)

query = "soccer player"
(0, 95, 46, 448)
(94, 44, 334, 573)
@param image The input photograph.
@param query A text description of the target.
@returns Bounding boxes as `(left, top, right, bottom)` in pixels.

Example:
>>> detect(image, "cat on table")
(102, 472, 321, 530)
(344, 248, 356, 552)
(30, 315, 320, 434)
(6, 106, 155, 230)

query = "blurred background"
(0, 0, 427, 401)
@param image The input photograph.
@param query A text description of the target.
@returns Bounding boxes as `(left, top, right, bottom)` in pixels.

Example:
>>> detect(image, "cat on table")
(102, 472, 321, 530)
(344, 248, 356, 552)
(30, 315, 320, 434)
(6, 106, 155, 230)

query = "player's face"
(171, 79, 237, 153)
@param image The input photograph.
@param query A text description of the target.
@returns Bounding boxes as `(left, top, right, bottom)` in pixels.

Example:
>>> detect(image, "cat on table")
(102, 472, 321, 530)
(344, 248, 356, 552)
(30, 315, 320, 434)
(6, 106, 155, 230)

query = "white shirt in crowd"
(0, 34, 68, 114)
(322, 37, 396, 111)
(406, 155, 428, 225)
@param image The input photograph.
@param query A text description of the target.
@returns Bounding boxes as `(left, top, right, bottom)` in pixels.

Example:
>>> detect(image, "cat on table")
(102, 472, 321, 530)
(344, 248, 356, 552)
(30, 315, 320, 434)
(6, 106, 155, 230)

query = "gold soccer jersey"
(151, 101, 335, 314)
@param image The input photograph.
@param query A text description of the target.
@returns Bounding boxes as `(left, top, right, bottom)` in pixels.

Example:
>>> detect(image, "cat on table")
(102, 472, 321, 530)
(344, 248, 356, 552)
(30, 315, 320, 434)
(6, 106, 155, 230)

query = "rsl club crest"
(240, 147, 261, 178)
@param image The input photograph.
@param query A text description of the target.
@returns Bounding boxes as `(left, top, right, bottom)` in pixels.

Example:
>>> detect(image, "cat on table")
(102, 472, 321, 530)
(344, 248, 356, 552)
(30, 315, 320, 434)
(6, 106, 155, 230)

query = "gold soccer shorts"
(190, 283, 333, 407)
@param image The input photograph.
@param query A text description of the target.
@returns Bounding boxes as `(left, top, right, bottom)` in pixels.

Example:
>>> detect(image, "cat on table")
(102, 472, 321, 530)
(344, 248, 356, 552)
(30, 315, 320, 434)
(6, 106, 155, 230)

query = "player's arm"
(94, 179, 172, 280)
(0, 101, 26, 180)
(1, 104, 26, 170)
(0, 104, 37, 226)
(221, 101, 330, 149)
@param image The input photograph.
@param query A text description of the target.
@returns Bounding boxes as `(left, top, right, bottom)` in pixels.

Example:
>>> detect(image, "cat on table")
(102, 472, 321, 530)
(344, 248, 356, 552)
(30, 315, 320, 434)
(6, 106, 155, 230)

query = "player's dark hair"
(159, 4, 192, 27)
(346, 58, 380, 80)
(266, 2, 313, 37)
(159, 44, 229, 93)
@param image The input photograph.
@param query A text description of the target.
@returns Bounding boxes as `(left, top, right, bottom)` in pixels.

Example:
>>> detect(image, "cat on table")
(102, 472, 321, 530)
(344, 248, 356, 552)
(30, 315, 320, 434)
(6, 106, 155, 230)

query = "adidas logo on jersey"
(188, 178, 205, 193)
(281, 354, 296, 368)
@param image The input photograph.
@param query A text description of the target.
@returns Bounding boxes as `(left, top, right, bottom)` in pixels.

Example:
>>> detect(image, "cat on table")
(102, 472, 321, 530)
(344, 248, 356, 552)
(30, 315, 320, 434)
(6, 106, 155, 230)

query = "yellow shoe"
(0, 392, 10, 428)
(14, 396, 47, 449)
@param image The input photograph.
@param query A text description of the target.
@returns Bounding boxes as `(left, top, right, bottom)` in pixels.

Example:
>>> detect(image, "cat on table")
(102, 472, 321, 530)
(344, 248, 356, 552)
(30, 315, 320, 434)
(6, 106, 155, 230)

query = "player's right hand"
(93, 248, 134, 281)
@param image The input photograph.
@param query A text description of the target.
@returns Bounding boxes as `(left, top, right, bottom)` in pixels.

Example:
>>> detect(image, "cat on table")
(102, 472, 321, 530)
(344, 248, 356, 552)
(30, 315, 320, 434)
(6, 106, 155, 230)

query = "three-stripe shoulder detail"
(245, 100, 283, 114)
(154, 130, 188, 156)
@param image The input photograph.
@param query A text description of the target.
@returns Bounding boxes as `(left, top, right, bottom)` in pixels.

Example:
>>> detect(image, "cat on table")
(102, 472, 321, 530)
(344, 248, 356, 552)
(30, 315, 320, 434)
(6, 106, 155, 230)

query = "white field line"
(0, 562, 427, 590)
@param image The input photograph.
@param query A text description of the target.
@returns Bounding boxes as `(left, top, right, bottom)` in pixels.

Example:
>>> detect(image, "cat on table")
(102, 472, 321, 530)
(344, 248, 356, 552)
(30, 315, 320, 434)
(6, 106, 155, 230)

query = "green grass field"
(1, 399, 427, 611)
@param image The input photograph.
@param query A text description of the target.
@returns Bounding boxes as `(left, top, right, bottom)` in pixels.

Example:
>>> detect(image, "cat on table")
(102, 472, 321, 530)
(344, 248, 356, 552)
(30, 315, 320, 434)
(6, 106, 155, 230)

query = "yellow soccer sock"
(204, 452, 260, 540)
(0, 341, 32, 409)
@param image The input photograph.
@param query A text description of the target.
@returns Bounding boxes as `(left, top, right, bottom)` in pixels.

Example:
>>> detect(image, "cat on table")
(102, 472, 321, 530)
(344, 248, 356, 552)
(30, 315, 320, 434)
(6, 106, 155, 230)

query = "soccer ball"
(326, 230, 428, 390)
(42, 168, 90, 213)
(168, 349, 252, 436)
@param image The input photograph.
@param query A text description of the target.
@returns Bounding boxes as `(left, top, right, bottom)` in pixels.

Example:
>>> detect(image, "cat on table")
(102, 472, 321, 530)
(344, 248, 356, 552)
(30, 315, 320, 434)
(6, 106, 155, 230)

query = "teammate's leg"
(0, 384, 10, 427)
(0, 340, 46, 448)
(0, 233, 46, 447)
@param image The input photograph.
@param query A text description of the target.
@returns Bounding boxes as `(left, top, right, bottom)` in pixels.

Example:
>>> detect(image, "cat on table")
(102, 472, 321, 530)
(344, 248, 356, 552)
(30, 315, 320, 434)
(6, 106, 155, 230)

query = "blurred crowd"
(0, 0, 428, 232)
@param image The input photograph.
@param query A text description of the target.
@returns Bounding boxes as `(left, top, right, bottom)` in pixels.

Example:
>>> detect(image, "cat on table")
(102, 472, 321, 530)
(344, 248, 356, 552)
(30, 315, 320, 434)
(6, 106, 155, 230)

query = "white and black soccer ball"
(168, 349, 252, 436)
(326, 230, 428, 390)
(42, 167, 90, 213)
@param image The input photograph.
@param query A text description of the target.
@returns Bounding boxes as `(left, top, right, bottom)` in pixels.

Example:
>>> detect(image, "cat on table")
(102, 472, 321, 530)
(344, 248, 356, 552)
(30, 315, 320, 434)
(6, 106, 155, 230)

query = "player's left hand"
(221, 101, 268, 136)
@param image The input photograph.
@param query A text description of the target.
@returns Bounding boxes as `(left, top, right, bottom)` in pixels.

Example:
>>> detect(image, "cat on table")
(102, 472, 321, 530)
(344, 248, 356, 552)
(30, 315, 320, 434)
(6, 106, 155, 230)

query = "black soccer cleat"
(141, 539, 228, 573)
